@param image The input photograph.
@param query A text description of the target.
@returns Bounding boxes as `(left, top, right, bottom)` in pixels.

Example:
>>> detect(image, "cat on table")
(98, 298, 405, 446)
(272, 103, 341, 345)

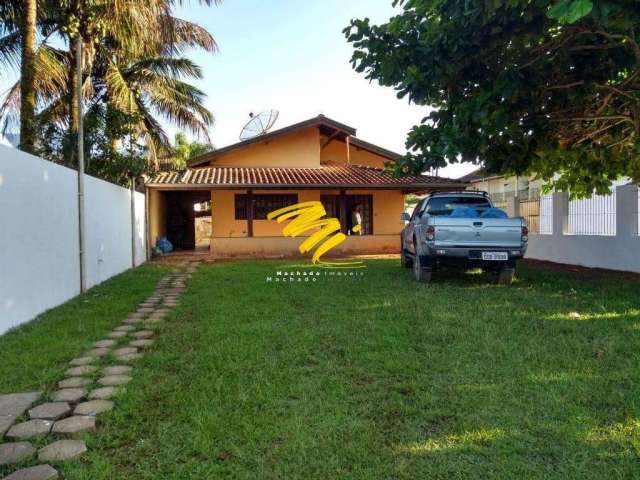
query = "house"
(144, 115, 466, 258)
(459, 168, 543, 205)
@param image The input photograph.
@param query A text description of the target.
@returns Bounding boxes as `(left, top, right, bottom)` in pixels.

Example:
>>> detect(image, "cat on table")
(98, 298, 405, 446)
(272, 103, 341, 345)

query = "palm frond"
(0, 31, 21, 73)
(160, 17, 217, 55)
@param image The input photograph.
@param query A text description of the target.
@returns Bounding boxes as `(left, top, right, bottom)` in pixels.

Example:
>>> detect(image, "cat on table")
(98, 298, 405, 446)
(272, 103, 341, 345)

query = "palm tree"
(20, 0, 37, 153)
(0, 1, 217, 173)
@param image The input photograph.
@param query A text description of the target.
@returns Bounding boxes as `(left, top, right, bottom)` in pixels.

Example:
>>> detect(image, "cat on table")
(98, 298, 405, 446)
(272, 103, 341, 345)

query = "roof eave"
(145, 182, 467, 191)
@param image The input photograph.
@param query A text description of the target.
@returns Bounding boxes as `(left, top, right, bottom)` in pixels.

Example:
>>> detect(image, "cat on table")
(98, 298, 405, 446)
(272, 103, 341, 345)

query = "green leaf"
(547, 0, 593, 24)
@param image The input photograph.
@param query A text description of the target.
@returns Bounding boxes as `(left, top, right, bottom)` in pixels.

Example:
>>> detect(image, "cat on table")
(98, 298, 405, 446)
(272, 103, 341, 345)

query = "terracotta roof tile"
(146, 163, 466, 190)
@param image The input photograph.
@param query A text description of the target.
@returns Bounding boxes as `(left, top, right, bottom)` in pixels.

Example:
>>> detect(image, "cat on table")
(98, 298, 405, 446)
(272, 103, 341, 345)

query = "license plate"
(481, 251, 508, 261)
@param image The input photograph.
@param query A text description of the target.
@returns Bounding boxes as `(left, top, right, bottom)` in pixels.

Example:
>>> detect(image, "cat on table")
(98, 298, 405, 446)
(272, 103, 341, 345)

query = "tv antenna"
(239, 110, 279, 141)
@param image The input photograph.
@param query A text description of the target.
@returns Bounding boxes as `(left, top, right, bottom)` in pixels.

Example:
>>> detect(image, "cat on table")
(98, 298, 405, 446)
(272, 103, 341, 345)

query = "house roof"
(145, 163, 466, 192)
(188, 115, 403, 167)
(458, 167, 504, 182)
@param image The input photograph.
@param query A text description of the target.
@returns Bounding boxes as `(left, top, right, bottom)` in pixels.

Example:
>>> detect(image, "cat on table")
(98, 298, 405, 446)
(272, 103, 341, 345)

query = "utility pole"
(76, 34, 87, 293)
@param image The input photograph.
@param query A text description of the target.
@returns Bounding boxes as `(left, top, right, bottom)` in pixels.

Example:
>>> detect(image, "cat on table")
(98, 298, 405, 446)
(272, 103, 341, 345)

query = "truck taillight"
(426, 225, 436, 241)
(522, 226, 529, 242)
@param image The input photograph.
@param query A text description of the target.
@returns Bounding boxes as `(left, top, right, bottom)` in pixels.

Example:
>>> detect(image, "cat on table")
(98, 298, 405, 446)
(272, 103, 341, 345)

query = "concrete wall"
(508, 186, 640, 273)
(0, 146, 146, 335)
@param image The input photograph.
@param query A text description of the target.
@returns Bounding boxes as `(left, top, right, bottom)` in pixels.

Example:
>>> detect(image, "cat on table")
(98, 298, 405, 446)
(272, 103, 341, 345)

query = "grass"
(0, 264, 167, 393)
(3, 259, 640, 479)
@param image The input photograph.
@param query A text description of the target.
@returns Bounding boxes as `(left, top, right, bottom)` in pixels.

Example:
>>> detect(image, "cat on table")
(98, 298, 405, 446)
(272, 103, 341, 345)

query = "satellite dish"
(239, 110, 279, 141)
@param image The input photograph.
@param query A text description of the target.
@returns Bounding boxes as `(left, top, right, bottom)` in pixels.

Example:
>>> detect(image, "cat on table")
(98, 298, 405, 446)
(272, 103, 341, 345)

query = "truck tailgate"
(431, 217, 523, 248)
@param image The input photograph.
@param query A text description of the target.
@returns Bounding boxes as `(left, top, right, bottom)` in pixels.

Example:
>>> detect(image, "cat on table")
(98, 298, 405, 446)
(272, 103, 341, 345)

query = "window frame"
(234, 193, 299, 220)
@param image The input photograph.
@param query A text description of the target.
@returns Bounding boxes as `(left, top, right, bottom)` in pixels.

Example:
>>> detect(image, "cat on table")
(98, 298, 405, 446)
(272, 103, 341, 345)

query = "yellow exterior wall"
(210, 128, 321, 168)
(320, 137, 388, 168)
(148, 189, 167, 247)
(210, 189, 405, 239)
(210, 235, 399, 259)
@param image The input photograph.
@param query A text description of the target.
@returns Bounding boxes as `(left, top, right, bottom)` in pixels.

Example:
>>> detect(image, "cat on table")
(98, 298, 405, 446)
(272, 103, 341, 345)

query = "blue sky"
(1, 0, 475, 178)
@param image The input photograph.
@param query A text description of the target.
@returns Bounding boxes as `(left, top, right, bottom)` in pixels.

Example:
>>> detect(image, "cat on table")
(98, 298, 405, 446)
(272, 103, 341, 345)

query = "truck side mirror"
(401, 212, 410, 222)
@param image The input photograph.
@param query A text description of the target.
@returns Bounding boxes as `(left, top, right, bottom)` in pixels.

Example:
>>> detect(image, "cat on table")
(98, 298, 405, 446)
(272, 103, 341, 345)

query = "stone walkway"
(0, 261, 198, 479)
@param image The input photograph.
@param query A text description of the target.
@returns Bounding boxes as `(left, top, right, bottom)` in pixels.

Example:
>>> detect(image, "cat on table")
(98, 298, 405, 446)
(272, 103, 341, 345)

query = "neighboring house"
(460, 168, 544, 204)
(145, 115, 466, 258)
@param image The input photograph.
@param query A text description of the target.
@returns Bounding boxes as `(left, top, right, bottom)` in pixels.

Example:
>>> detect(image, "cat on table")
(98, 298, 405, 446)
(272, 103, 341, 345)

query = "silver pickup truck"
(400, 191, 528, 284)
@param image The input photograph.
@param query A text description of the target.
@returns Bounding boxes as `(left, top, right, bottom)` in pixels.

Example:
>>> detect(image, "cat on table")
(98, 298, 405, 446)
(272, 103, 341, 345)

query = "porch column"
(339, 189, 347, 233)
(247, 189, 254, 238)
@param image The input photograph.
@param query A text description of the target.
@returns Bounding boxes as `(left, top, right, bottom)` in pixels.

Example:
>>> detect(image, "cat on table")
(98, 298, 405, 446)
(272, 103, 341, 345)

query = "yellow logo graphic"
(267, 201, 365, 268)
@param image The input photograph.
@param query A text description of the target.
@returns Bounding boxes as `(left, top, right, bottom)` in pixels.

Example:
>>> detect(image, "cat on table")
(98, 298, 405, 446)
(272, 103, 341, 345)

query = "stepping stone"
(98, 375, 132, 387)
(113, 347, 137, 356)
(108, 331, 128, 339)
(93, 340, 115, 348)
(0, 392, 41, 437)
(123, 318, 143, 325)
(137, 308, 154, 313)
(58, 377, 91, 389)
(0, 442, 36, 465)
(87, 387, 118, 401)
(115, 353, 143, 362)
(65, 366, 97, 377)
(84, 348, 110, 357)
(128, 312, 145, 319)
(5, 420, 53, 440)
(103, 366, 132, 376)
(51, 416, 95, 436)
(50, 389, 86, 404)
(28, 403, 71, 421)
(114, 325, 136, 332)
(131, 330, 154, 339)
(68, 357, 95, 367)
(74, 400, 113, 417)
(2, 464, 58, 480)
(129, 339, 154, 349)
(38, 440, 86, 462)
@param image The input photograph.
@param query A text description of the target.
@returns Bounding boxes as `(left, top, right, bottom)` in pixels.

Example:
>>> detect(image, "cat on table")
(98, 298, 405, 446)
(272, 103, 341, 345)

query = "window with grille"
(234, 194, 298, 220)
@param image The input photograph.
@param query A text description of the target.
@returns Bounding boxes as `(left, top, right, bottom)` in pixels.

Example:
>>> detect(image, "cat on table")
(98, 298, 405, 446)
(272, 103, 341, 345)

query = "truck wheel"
(496, 266, 515, 285)
(401, 244, 413, 268)
(413, 254, 432, 283)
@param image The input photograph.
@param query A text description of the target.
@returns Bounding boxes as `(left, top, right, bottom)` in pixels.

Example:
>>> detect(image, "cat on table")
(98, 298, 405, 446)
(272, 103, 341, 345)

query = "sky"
(171, 0, 475, 179)
(0, 0, 476, 179)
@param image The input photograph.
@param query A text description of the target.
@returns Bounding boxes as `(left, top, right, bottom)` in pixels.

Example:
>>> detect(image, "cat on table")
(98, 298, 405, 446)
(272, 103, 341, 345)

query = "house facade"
(145, 115, 465, 258)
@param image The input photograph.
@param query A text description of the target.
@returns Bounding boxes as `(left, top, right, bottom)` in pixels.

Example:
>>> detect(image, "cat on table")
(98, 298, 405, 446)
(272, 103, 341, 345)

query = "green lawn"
(3, 260, 640, 479)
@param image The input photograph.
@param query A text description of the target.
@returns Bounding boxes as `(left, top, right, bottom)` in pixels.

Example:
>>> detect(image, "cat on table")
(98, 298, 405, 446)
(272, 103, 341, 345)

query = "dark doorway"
(165, 191, 211, 250)
(320, 194, 373, 235)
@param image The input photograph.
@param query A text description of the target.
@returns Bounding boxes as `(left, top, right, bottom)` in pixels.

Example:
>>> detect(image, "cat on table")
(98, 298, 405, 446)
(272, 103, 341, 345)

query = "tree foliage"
(345, 0, 640, 196)
(0, 0, 217, 185)
(171, 132, 214, 169)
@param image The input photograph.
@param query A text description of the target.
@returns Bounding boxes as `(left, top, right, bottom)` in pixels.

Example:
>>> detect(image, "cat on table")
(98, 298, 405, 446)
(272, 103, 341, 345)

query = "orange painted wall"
(209, 128, 320, 168)
(320, 137, 388, 168)
(210, 188, 404, 238)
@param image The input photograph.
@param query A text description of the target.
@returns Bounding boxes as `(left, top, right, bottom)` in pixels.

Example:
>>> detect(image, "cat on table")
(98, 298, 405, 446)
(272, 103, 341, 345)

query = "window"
(234, 194, 298, 220)
(425, 196, 491, 216)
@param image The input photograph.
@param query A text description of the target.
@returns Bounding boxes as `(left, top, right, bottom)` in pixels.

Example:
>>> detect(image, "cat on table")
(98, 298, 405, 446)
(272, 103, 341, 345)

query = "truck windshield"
(426, 196, 491, 216)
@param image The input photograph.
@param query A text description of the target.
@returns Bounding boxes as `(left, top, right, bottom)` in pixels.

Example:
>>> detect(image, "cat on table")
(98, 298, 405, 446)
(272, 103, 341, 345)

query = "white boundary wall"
(0, 146, 146, 334)
(508, 185, 640, 273)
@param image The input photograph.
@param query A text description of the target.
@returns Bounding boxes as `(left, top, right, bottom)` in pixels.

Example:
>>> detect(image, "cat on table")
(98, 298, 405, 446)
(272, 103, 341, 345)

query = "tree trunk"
(19, 0, 37, 153)
(66, 41, 79, 166)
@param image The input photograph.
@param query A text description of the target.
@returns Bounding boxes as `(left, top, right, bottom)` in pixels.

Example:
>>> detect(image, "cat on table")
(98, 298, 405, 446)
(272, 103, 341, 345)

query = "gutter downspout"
(76, 35, 87, 293)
